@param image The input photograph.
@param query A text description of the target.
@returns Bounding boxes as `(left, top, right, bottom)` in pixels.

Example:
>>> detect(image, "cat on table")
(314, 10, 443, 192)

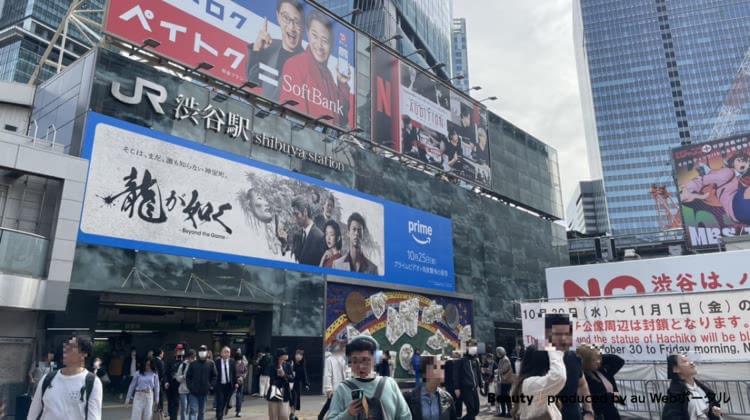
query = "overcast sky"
(455, 0, 588, 215)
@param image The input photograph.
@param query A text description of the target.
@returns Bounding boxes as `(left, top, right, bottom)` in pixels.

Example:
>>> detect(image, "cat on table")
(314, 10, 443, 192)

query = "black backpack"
(341, 377, 391, 420)
(38, 369, 96, 420)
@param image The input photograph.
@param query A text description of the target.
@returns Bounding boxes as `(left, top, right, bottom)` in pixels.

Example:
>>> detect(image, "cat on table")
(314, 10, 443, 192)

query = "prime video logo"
(408, 220, 433, 245)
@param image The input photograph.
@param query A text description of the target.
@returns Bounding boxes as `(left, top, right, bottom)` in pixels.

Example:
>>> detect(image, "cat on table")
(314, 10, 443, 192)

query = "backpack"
(341, 377, 391, 420)
(39, 369, 96, 420)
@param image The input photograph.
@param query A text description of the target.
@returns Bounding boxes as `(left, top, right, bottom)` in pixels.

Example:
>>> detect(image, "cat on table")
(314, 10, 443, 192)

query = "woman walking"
(289, 350, 310, 418)
(125, 357, 160, 420)
(577, 344, 625, 420)
(266, 348, 293, 420)
(510, 343, 566, 420)
(662, 354, 722, 420)
(377, 351, 391, 377)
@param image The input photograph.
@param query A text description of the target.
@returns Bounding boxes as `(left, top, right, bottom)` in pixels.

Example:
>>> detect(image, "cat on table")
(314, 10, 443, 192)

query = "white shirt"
(222, 359, 230, 384)
(686, 382, 709, 420)
(322, 354, 347, 394)
(516, 350, 567, 420)
(303, 221, 313, 241)
(28, 370, 103, 420)
(130, 356, 137, 376)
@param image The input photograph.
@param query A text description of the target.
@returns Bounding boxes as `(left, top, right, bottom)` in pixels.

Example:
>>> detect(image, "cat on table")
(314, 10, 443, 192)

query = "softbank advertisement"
(104, 0, 356, 130)
(79, 112, 455, 291)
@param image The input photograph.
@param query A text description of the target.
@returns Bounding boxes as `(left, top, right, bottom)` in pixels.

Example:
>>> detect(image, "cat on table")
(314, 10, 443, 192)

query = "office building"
(0, 0, 104, 84)
(451, 18, 470, 91)
(566, 179, 608, 235)
(319, 0, 453, 79)
(574, 0, 750, 234)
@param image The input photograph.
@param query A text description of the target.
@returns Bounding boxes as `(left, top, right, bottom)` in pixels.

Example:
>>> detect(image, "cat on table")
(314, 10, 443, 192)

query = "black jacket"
(455, 356, 483, 390)
(661, 379, 720, 420)
(584, 354, 624, 420)
(215, 358, 237, 389)
(186, 359, 217, 396)
(291, 360, 309, 387)
(293, 224, 326, 266)
(166, 359, 184, 391)
(403, 386, 456, 420)
(265, 362, 293, 402)
(123, 356, 138, 377)
(154, 357, 166, 384)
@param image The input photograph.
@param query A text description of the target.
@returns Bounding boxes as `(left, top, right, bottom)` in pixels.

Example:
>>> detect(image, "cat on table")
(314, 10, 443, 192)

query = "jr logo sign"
(111, 77, 167, 114)
(409, 220, 433, 245)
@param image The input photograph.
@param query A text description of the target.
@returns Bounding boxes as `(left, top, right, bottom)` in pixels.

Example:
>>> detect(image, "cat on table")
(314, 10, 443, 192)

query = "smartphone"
(351, 389, 363, 401)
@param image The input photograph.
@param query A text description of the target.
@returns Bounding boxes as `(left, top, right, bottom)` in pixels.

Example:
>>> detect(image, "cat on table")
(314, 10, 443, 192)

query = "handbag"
(270, 385, 284, 401)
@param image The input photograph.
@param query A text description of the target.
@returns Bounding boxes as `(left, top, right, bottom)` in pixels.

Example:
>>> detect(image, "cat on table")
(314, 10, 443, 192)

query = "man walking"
(258, 347, 272, 398)
(453, 340, 483, 420)
(154, 348, 166, 414)
(318, 341, 347, 420)
(165, 343, 186, 420)
(28, 336, 103, 420)
(186, 345, 217, 420)
(215, 346, 237, 420)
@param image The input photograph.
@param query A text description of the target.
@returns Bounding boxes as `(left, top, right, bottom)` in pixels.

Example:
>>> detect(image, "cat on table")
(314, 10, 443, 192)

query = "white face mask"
(468, 347, 478, 356)
(198, 351, 207, 359)
(94, 361, 101, 368)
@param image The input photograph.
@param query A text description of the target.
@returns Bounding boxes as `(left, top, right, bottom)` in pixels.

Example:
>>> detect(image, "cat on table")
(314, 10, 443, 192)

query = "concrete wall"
(0, 310, 40, 420)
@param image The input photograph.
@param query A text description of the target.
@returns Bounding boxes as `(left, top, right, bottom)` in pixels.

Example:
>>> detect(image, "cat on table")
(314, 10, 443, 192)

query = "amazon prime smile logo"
(408, 220, 433, 245)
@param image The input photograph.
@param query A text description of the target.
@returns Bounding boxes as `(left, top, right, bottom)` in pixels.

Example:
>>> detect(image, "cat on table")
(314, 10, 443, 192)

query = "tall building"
(318, 0, 453, 79)
(566, 180, 608, 235)
(451, 18, 470, 92)
(574, 0, 750, 235)
(0, 0, 104, 84)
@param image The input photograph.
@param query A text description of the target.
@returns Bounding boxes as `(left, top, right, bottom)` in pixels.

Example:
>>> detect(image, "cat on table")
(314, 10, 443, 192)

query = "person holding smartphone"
(510, 341, 567, 420)
(266, 348, 294, 420)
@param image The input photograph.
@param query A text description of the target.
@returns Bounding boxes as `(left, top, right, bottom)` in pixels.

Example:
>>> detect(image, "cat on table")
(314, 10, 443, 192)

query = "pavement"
(101, 393, 515, 419)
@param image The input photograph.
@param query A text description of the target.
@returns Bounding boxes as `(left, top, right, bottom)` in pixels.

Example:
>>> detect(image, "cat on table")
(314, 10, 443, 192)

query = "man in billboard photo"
(442, 126, 464, 174)
(278, 197, 327, 266)
(280, 9, 352, 128)
(246, 0, 305, 102)
(332, 212, 379, 274)
(680, 152, 750, 226)
(474, 127, 490, 166)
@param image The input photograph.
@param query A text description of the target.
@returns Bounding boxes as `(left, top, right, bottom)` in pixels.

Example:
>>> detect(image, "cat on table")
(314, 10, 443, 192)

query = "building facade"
(318, 0, 453, 79)
(574, 0, 750, 235)
(451, 18, 470, 92)
(0, 0, 104, 83)
(566, 179, 608, 235)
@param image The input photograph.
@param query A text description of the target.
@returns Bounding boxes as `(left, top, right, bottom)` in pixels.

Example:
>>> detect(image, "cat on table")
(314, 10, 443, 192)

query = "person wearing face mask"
(90, 358, 110, 391)
(186, 345, 217, 420)
(176, 350, 197, 420)
(289, 349, 310, 417)
(266, 348, 294, 420)
(319, 341, 348, 420)
(327, 335, 411, 420)
(453, 340, 484, 420)
(166, 343, 187, 420)
(123, 347, 139, 401)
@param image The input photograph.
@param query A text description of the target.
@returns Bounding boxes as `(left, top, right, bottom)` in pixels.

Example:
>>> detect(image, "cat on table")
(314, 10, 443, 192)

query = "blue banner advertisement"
(78, 112, 455, 291)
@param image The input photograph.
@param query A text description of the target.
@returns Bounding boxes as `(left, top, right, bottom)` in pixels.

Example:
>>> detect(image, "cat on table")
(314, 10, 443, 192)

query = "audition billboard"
(104, 0, 356, 130)
(673, 134, 750, 247)
(79, 112, 456, 291)
(371, 44, 491, 187)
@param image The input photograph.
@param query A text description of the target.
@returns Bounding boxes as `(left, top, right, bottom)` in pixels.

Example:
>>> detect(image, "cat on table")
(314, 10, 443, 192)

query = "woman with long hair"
(662, 354, 722, 420)
(576, 344, 625, 420)
(125, 357, 160, 420)
(289, 350, 309, 417)
(320, 220, 343, 268)
(510, 343, 566, 420)
(266, 348, 293, 420)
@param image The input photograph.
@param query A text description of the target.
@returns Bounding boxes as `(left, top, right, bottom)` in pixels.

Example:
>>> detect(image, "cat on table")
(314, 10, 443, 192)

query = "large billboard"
(673, 134, 750, 247)
(546, 249, 750, 300)
(104, 0, 356, 130)
(80, 112, 456, 291)
(324, 282, 473, 378)
(371, 45, 491, 187)
(521, 289, 750, 363)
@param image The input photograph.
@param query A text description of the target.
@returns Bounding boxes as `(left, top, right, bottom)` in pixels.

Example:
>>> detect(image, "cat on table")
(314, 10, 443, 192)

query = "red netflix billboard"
(371, 44, 491, 187)
(104, 0, 356, 130)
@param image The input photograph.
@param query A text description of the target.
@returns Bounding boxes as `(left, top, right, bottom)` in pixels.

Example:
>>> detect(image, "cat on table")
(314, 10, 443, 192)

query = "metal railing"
(615, 379, 750, 419)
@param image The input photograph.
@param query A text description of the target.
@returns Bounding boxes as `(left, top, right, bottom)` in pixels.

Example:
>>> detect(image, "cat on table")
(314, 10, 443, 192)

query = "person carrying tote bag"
(266, 348, 294, 420)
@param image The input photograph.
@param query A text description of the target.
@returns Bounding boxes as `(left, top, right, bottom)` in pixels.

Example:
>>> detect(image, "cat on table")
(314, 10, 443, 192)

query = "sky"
(454, 0, 589, 217)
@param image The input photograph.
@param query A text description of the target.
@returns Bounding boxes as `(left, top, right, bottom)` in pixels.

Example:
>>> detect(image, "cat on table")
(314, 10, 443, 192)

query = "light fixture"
(315, 115, 335, 123)
(404, 49, 425, 59)
(130, 38, 161, 56)
(479, 96, 498, 103)
(292, 123, 306, 131)
(280, 99, 299, 107)
(114, 303, 183, 310)
(428, 63, 446, 71)
(341, 8, 362, 19)
(194, 62, 214, 71)
(255, 109, 270, 119)
(448, 75, 465, 82)
(347, 127, 365, 135)
(464, 86, 482, 93)
(184, 307, 243, 313)
(383, 34, 403, 43)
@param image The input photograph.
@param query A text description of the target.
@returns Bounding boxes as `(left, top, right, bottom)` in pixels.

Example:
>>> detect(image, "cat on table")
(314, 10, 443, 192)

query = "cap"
(199, 345, 208, 351)
(175, 344, 185, 350)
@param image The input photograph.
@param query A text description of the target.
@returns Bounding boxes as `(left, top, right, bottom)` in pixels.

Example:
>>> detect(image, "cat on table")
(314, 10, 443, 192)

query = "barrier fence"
(616, 379, 750, 419)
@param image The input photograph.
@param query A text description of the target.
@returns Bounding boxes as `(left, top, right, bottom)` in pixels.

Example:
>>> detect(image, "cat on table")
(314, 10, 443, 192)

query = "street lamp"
(428, 63, 446, 71)
(341, 8, 362, 19)
(463, 86, 482, 93)
(130, 38, 161, 56)
(383, 34, 403, 43)
(194, 62, 214, 71)
(448, 75, 465, 82)
(404, 49, 425, 59)
(479, 96, 498, 103)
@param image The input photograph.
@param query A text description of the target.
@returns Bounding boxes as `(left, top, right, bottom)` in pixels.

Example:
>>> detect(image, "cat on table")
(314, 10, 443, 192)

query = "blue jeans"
(188, 394, 207, 420)
(180, 394, 189, 420)
(235, 384, 244, 413)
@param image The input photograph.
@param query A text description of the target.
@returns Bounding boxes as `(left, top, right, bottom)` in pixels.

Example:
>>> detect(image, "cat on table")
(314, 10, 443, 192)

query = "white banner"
(521, 290, 750, 362)
(400, 87, 451, 134)
(546, 250, 750, 300)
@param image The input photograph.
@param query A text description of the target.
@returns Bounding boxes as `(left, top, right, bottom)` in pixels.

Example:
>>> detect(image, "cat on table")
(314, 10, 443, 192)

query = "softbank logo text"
(409, 220, 432, 245)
